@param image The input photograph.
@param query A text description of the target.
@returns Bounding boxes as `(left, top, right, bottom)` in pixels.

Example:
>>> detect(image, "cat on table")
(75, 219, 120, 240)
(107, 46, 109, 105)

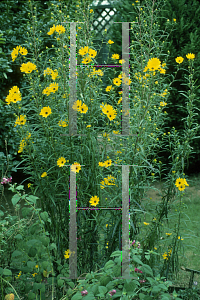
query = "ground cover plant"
(1, 0, 200, 299)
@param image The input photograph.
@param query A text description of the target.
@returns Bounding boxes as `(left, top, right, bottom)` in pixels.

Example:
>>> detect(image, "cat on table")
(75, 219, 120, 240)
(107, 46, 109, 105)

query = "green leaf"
(82, 293, 96, 300)
(3, 269, 12, 276)
(27, 261, 36, 270)
(14, 234, 23, 240)
(110, 250, 122, 257)
(67, 281, 75, 289)
(57, 279, 64, 287)
(104, 260, 115, 270)
(151, 286, 161, 294)
(71, 292, 82, 300)
(40, 211, 49, 222)
(124, 280, 137, 293)
(11, 250, 23, 258)
(16, 185, 24, 190)
(11, 194, 21, 206)
(140, 264, 153, 277)
(28, 292, 36, 300)
(98, 286, 107, 294)
(26, 195, 39, 204)
(131, 255, 143, 265)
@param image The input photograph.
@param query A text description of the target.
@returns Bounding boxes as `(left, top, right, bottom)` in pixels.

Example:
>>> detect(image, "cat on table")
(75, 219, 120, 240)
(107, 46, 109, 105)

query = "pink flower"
(139, 279, 146, 283)
(131, 240, 135, 246)
(109, 289, 116, 297)
(81, 290, 88, 296)
(135, 268, 143, 273)
(1, 177, 12, 185)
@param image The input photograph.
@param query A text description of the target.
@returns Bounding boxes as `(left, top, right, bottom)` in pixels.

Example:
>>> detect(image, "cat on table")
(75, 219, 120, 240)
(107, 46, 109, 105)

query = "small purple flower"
(139, 279, 146, 283)
(135, 267, 143, 273)
(131, 240, 135, 246)
(109, 289, 116, 297)
(1, 176, 12, 185)
(81, 290, 88, 296)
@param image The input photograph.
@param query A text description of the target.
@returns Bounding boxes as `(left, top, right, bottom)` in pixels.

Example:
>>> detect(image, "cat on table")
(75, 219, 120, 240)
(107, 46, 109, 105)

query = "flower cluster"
(44, 67, 59, 80)
(5, 86, 22, 105)
(11, 45, 28, 62)
(100, 174, 116, 189)
(175, 177, 189, 191)
(47, 24, 66, 35)
(175, 53, 195, 64)
(135, 267, 143, 274)
(72, 100, 88, 114)
(162, 248, 172, 260)
(78, 46, 97, 64)
(100, 102, 117, 121)
(18, 132, 31, 153)
(20, 62, 37, 74)
(90, 67, 104, 77)
(98, 159, 112, 168)
(1, 177, 12, 185)
(42, 82, 59, 96)
(14, 115, 26, 127)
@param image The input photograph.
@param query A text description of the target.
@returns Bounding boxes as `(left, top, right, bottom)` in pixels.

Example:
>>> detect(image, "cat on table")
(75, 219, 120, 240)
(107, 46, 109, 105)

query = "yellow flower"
(106, 85, 112, 92)
(88, 48, 97, 58)
(89, 195, 99, 206)
(186, 53, 195, 60)
(143, 222, 149, 225)
(86, 125, 91, 128)
(6, 90, 22, 104)
(19, 47, 28, 56)
(173, 18, 176, 22)
(119, 59, 125, 64)
(90, 9, 93, 13)
(11, 45, 21, 62)
(108, 39, 114, 44)
(39, 106, 52, 118)
(79, 103, 88, 114)
(72, 99, 82, 111)
(123, 77, 131, 85)
(71, 162, 81, 173)
(64, 249, 75, 259)
(79, 46, 89, 56)
(14, 115, 26, 127)
(55, 25, 65, 35)
(51, 69, 58, 80)
(49, 82, 59, 93)
(27, 183, 32, 188)
(113, 77, 121, 86)
(44, 67, 53, 76)
(175, 56, 184, 64)
(112, 54, 120, 60)
(178, 236, 184, 240)
(147, 57, 161, 71)
(82, 56, 92, 64)
(165, 233, 172, 236)
(58, 120, 68, 127)
(47, 24, 56, 35)
(57, 157, 66, 167)
(20, 62, 37, 73)
(42, 87, 51, 96)
(41, 172, 47, 178)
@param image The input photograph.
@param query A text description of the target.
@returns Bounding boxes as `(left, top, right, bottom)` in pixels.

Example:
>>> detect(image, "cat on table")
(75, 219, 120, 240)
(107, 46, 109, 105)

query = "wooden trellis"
(90, 1, 117, 36)
(60, 20, 139, 280)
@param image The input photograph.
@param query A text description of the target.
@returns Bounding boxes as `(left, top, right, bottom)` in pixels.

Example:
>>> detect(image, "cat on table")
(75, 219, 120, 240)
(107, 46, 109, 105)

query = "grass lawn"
(135, 172, 200, 288)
